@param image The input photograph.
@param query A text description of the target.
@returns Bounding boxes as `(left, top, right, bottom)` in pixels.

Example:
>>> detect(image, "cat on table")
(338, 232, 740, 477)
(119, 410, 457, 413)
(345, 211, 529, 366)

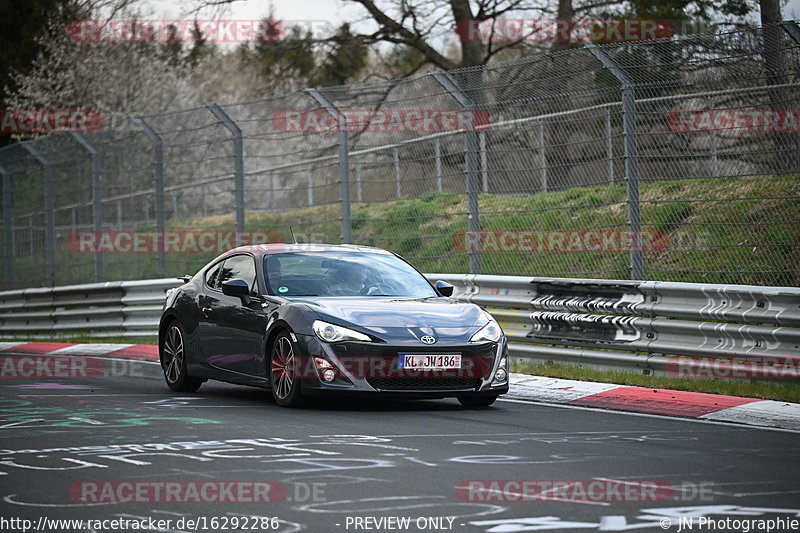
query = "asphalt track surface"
(0, 349, 798, 533)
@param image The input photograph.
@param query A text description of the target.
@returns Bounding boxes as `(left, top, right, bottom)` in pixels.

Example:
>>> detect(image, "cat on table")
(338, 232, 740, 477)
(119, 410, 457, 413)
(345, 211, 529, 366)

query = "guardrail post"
(71, 132, 103, 282)
(431, 70, 482, 274)
(206, 104, 245, 244)
(131, 116, 166, 277)
(306, 88, 352, 243)
(1, 164, 13, 289)
(587, 44, 644, 280)
(21, 142, 56, 286)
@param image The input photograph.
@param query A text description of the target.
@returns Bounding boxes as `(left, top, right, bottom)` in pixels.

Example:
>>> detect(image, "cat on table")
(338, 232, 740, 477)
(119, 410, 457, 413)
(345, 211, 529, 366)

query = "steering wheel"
(359, 285, 382, 296)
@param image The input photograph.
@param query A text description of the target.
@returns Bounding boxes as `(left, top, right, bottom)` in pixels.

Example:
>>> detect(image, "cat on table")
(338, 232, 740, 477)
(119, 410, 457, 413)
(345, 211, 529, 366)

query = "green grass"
(17, 173, 799, 287)
(511, 360, 800, 403)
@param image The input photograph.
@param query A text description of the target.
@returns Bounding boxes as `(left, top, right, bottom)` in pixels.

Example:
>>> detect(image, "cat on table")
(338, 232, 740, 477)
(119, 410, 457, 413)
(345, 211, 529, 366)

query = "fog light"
(493, 356, 508, 382)
(323, 369, 336, 382)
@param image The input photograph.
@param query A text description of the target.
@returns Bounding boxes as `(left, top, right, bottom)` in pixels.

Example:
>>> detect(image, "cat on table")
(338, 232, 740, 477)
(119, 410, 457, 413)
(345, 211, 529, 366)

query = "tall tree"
(0, 0, 83, 145)
(759, 0, 799, 173)
(186, 0, 759, 74)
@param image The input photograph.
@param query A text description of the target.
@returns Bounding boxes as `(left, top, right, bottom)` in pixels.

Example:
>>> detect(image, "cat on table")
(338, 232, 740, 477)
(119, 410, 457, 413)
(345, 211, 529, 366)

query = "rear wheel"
(458, 394, 498, 408)
(269, 332, 303, 407)
(161, 321, 203, 392)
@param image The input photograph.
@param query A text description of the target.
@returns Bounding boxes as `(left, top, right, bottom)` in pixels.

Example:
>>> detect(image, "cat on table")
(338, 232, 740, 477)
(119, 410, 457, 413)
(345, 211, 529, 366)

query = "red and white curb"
(0, 341, 159, 361)
(508, 374, 800, 431)
(1, 342, 797, 430)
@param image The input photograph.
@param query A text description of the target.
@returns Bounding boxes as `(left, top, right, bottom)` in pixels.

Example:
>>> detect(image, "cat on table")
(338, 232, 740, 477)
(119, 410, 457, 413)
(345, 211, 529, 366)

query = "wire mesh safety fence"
(1, 23, 799, 290)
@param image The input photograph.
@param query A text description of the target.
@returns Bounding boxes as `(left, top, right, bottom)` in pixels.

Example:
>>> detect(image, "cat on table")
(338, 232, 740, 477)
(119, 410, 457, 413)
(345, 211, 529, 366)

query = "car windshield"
(262, 251, 438, 298)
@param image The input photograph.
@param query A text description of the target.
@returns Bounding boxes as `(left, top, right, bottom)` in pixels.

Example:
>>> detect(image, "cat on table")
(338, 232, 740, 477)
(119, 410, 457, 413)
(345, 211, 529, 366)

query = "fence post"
(605, 106, 614, 185)
(354, 157, 363, 202)
(393, 147, 401, 198)
(269, 170, 275, 210)
(435, 137, 443, 192)
(587, 44, 644, 280)
(131, 116, 166, 277)
(0, 164, 12, 289)
(707, 96, 719, 177)
(306, 88, 351, 243)
(479, 131, 488, 193)
(538, 122, 547, 192)
(21, 142, 56, 286)
(431, 70, 482, 274)
(71, 132, 103, 282)
(206, 104, 245, 245)
(306, 162, 314, 207)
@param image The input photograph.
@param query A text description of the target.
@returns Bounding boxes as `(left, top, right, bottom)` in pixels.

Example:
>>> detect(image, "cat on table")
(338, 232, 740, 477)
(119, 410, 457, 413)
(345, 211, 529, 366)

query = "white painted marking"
(701, 400, 800, 431)
(507, 373, 623, 402)
(3, 493, 114, 507)
(0, 342, 26, 351)
(49, 343, 133, 355)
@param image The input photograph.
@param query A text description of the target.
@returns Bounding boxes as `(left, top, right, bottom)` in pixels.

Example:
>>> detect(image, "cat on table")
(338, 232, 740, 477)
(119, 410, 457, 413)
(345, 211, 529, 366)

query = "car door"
(198, 254, 265, 378)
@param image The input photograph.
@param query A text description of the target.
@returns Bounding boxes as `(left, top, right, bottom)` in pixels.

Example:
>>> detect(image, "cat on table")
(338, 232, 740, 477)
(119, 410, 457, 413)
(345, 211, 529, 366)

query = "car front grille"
(367, 377, 481, 391)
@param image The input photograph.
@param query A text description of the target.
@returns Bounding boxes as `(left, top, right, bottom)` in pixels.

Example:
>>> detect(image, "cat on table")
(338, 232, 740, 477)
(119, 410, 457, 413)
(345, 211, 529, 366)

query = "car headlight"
(469, 319, 503, 343)
(313, 320, 372, 343)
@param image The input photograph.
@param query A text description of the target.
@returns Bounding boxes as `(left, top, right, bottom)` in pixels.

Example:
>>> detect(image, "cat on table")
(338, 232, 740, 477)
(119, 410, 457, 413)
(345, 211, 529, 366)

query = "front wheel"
(269, 332, 303, 407)
(458, 394, 499, 408)
(160, 321, 203, 392)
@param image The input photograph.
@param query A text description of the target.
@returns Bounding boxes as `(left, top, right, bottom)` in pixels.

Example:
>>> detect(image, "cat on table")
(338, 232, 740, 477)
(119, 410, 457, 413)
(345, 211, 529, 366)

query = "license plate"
(399, 354, 461, 370)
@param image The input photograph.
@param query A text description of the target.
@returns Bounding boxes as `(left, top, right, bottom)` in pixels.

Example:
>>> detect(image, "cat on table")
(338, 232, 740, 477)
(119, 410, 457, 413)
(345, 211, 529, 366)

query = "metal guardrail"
(0, 278, 181, 338)
(0, 275, 798, 380)
(436, 274, 800, 378)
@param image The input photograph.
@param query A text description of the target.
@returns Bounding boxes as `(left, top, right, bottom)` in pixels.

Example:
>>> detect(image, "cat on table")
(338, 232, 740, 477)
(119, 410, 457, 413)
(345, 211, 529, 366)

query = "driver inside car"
(327, 262, 371, 296)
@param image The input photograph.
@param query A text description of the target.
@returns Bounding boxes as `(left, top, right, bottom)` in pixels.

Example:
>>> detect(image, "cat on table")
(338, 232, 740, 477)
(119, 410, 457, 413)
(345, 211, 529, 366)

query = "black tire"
(269, 332, 303, 407)
(458, 394, 499, 408)
(160, 321, 203, 392)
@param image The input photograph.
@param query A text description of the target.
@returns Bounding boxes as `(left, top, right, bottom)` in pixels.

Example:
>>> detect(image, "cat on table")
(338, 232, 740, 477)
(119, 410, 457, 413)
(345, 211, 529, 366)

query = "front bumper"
(294, 333, 510, 397)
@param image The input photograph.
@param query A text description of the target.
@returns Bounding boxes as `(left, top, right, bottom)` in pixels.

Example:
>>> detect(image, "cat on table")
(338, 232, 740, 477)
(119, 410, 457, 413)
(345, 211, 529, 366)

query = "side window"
(205, 262, 223, 290)
(218, 255, 258, 294)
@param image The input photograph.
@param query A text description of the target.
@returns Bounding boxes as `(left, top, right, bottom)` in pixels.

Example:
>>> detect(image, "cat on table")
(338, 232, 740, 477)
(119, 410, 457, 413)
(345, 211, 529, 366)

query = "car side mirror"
(435, 280, 454, 297)
(222, 278, 251, 304)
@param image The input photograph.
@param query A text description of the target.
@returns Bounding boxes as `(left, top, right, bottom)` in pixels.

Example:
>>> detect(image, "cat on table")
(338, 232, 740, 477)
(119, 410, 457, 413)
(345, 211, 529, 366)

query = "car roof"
(228, 243, 395, 256)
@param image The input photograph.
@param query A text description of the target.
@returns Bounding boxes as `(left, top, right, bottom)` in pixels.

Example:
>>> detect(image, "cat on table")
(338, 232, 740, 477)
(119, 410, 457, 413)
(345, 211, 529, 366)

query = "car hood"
(294, 297, 487, 328)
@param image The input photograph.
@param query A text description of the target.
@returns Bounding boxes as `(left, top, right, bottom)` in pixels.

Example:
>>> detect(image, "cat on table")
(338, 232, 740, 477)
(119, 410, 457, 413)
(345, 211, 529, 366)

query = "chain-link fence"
(2, 22, 799, 290)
